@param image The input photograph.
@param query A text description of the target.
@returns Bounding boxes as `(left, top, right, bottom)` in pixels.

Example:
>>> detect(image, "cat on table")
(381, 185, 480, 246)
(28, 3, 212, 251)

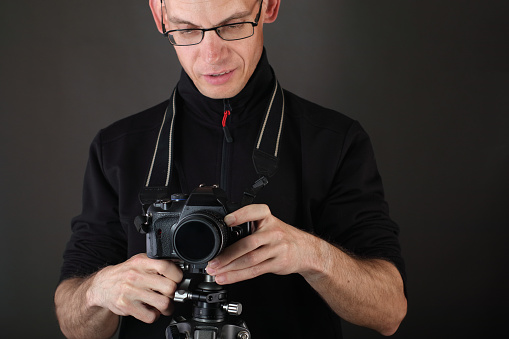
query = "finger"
(138, 300, 175, 321)
(207, 229, 273, 272)
(157, 260, 184, 284)
(99, 256, 181, 320)
(215, 242, 276, 275)
(148, 274, 179, 298)
(225, 204, 272, 227)
(136, 287, 173, 316)
(120, 281, 174, 318)
(129, 301, 162, 324)
(129, 254, 184, 284)
(118, 262, 179, 299)
(108, 284, 167, 323)
(215, 258, 276, 285)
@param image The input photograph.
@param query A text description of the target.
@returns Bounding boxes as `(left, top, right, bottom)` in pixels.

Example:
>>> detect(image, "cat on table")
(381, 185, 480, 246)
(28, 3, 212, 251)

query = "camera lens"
(173, 213, 227, 264)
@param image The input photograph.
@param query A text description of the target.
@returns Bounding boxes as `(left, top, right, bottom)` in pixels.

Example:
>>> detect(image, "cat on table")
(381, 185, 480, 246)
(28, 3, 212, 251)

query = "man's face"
(164, 0, 265, 99)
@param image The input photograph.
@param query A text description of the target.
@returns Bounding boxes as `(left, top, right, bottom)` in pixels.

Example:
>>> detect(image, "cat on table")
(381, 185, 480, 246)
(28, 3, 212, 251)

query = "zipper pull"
(222, 100, 233, 143)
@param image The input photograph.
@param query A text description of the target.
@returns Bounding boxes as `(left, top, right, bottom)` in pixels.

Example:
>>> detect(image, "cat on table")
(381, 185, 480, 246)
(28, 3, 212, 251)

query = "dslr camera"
(136, 185, 252, 272)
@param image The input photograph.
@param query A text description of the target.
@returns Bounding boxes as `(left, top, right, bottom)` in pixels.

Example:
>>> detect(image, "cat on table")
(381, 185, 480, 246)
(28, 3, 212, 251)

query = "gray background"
(1, 0, 508, 338)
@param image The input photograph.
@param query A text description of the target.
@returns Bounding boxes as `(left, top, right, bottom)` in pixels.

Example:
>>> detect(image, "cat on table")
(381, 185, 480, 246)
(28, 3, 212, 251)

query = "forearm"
(301, 236, 407, 336)
(55, 276, 119, 339)
(207, 206, 407, 334)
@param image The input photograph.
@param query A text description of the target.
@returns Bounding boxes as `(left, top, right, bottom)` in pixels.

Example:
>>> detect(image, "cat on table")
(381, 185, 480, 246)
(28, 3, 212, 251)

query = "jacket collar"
(176, 49, 275, 128)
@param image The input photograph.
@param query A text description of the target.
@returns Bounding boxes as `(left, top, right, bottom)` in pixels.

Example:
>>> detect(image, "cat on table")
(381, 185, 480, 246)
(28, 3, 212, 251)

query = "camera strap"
(139, 79, 285, 210)
(139, 87, 178, 210)
(241, 80, 285, 206)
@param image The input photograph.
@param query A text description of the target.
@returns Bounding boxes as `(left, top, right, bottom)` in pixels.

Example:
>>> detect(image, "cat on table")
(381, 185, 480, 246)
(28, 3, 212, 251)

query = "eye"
(225, 23, 243, 30)
(178, 29, 200, 36)
(218, 23, 247, 35)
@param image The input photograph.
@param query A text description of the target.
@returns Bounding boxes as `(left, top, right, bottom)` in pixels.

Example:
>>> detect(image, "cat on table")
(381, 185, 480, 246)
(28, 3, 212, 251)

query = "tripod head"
(167, 273, 251, 339)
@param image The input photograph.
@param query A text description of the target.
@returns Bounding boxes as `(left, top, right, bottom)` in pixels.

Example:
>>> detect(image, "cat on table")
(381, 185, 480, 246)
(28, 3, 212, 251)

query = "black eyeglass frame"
(160, 0, 264, 46)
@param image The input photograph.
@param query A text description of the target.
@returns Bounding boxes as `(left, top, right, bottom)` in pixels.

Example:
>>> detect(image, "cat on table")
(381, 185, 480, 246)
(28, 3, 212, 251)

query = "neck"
(176, 49, 274, 127)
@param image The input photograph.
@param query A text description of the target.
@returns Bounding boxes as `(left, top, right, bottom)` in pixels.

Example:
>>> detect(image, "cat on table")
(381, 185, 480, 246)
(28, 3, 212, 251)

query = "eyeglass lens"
(169, 23, 254, 46)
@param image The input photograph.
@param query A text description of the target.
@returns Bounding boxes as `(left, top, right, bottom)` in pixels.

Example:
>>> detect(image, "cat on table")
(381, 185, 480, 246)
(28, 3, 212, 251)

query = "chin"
(199, 86, 242, 100)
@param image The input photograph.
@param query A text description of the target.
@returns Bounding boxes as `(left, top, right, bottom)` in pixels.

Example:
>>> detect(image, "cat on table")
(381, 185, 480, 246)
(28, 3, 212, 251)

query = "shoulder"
(283, 89, 357, 133)
(97, 100, 169, 145)
(282, 89, 366, 140)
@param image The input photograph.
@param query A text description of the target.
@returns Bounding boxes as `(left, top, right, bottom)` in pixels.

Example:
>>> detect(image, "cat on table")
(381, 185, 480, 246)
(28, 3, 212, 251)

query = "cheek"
(232, 42, 260, 67)
(175, 48, 196, 74)
(240, 44, 263, 73)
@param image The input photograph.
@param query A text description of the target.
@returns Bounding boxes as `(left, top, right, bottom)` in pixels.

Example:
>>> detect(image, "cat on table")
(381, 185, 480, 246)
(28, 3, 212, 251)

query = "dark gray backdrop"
(1, 1, 508, 338)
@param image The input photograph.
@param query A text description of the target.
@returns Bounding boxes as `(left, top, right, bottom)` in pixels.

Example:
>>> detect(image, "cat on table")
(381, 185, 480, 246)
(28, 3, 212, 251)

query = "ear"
(263, 0, 281, 24)
(149, 0, 165, 33)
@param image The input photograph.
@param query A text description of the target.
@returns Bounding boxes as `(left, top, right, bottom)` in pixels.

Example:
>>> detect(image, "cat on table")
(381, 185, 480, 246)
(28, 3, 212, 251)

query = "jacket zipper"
(221, 99, 233, 191)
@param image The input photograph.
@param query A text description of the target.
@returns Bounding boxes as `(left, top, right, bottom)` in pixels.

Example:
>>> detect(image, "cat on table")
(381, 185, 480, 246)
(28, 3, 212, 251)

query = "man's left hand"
(205, 204, 322, 284)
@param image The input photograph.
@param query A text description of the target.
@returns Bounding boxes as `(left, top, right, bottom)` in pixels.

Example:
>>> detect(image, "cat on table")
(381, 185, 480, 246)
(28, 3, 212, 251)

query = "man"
(55, 0, 407, 338)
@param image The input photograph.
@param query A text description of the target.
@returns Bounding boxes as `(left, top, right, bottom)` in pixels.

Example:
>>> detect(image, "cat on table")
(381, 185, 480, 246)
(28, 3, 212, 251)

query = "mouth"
(203, 69, 235, 86)
(209, 70, 232, 77)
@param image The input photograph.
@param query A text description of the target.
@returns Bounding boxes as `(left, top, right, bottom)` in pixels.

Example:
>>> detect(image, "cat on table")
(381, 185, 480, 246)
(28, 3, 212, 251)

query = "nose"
(200, 30, 227, 65)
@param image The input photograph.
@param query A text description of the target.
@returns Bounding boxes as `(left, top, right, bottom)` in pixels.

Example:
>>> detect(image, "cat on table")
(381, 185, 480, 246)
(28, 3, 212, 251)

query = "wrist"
(299, 234, 333, 283)
(84, 271, 102, 309)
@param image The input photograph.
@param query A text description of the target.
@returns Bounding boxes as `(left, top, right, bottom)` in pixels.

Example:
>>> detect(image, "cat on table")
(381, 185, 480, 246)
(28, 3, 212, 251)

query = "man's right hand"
(87, 253, 183, 323)
(55, 253, 183, 339)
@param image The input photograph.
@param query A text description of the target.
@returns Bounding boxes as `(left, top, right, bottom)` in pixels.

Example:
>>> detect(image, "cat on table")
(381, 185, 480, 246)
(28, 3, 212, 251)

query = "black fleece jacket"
(60, 51, 405, 338)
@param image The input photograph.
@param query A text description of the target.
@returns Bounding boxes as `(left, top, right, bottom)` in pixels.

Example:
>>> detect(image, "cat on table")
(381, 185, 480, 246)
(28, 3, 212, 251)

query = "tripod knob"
(223, 302, 243, 316)
(174, 290, 189, 303)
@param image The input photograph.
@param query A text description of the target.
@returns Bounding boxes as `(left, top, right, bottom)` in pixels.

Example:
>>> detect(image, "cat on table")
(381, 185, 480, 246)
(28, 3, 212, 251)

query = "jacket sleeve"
(59, 131, 128, 282)
(317, 121, 406, 284)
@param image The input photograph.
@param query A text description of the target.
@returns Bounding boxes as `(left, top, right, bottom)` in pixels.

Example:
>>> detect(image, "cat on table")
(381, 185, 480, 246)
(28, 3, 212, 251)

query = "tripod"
(167, 274, 251, 339)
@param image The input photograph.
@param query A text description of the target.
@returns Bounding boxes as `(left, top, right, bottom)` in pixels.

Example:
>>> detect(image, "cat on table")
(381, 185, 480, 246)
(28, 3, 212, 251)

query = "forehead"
(165, 0, 255, 24)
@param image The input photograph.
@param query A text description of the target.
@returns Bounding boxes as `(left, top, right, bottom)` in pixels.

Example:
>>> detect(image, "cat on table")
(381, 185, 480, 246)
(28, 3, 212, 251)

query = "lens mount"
(173, 212, 228, 264)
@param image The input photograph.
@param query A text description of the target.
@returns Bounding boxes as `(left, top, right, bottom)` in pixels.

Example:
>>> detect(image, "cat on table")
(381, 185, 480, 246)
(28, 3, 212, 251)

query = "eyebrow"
(168, 10, 253, 28)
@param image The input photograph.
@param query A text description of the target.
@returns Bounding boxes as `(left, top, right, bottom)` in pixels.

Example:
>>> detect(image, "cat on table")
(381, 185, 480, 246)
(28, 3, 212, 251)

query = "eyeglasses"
(161, 0, 263, 46)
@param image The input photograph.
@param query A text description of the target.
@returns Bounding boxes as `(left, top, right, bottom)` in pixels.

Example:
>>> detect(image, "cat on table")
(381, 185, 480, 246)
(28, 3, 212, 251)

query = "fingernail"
(206, 266, 216, 275)
(224, 214, 236, 226)
(215, 275, 225, 284)
(208, 259, 219, 269)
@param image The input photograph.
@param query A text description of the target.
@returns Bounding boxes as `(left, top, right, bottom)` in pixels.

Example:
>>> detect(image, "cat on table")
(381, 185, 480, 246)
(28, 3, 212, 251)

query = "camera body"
(141, 185, 252, 271)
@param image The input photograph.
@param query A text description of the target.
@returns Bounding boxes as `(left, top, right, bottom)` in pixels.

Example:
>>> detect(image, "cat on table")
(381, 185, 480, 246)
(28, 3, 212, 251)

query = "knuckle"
(113, 293, 132, 314)
(156, 296, 171, 311)
(143, 310, 159, 324)
(117, 282, 134, 302)
(114, 294, 126, 308)
(273, 228, 285, 242)
(259, 204, 271, 216)
(246, 234, 262, 249)
(174, 267, 184, 281)
(124, 270, 141, 283)
(129, 253, 146, 265)
(249, 264, 263, 278)
(260, 203, 269, 211)
(169, 264, 184, 281)
(278, 238, 289, 251)
(169, 281, 178, 294)
(245, 251, 259, 265)
(162, 281, 177, 297)
(161, 261, 183, 281)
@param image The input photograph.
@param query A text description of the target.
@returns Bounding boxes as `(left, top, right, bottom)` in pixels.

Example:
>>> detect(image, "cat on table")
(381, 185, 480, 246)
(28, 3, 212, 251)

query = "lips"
(203, 69, 235, 86)
(210, 70, 231, 77)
